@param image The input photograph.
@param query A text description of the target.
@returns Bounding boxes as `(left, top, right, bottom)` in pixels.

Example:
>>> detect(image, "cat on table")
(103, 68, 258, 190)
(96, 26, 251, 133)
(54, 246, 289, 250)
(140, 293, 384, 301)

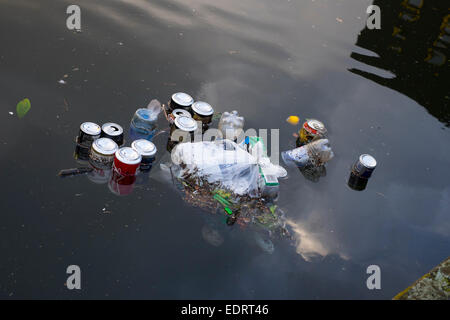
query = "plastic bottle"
(129, 99, 161, 140)
(281, 139, 333, 168)
(218, 110, 244, 141)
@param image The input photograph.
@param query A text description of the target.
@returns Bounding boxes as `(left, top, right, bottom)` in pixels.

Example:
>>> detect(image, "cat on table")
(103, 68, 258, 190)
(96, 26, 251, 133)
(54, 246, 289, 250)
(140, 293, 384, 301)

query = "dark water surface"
(0, 0, 449, 299)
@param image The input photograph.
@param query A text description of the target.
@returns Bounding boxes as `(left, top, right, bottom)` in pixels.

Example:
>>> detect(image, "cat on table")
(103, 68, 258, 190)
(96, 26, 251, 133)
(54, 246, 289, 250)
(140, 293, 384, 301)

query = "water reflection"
(286, 219, 349, 262)
(350, 0, 450, 126)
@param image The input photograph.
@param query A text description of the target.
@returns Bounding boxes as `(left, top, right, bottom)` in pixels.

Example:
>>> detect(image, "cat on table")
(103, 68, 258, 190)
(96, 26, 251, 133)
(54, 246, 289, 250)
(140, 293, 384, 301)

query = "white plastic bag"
(171, 140, 286, 197)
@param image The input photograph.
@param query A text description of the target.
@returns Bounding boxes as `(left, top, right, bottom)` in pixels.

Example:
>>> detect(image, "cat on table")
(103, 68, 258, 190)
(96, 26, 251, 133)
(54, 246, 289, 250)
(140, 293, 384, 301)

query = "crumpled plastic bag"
(171, 139, 286, 197)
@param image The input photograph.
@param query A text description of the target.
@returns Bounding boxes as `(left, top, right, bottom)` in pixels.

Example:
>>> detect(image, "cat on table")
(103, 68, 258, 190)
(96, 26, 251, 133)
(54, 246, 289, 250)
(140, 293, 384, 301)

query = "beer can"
(78, 122, 101, 146)
(170, 116, 198, 143)
(113, 147, 142, 176)
(191, 101, 214, 125)
(352, 154, 377, 178)
(168, 108, 191, 124)
(169, 92, 194, 111)
(131, 139, 157, 171)
(101, 122, 124, 146)
(108, 169, 136, 196)
(89, 137, 119, 169)
(299, 119, 327, 145)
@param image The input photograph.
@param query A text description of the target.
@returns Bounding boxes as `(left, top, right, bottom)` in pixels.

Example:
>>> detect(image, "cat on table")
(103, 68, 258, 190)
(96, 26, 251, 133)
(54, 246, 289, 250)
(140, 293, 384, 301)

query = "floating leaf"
(270, 205, 277, 215)
(16, 98, 31, 118)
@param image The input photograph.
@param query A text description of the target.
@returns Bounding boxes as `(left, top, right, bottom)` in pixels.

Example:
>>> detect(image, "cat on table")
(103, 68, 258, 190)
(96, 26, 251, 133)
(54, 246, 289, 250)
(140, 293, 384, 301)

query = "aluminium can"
(352, 154, 377, 179)
(101, 122, 124, 146)
(78, 122, 101, 146)
(113, 147, 142, 176)
(168, 108, 192, 124)
(170, 115, 198, 143)
(131, 139, 157, 171)
(191, 101, 214, 125)
(169, 92, 194, 111)
(89, 137, 119, 169)
(299, 119, 327, 145)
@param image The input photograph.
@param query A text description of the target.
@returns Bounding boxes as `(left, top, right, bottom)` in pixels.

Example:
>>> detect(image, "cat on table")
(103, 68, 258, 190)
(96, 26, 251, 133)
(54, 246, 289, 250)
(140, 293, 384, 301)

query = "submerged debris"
(58, 167, 93, 177)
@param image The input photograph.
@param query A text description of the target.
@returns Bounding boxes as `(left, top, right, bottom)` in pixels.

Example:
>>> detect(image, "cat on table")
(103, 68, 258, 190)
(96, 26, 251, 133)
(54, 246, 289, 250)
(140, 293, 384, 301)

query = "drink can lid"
(92, 138, 119, 155)
(131, 139, 157, 157)
(80, 122, 101, 135)
(172, 109, 192, 118)
(102, 123, 123, 136)
(172, 92, 194, 107)
(174, 116, 198, 132)
(115, 147, 142, 165)
(305, 119, 326, 135)
(359, 154, 377, 168)
(192, 101, 214, 116)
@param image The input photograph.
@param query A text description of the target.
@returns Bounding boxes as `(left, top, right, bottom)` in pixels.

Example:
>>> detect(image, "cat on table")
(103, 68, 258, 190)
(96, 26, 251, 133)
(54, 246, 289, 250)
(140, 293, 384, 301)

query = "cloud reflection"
(286, 218, 349, 262)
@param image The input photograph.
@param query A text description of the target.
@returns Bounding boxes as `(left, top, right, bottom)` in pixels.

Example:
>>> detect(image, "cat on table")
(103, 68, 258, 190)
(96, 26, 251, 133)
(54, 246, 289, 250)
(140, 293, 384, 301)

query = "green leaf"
(16, 98, 31, 118)
(269, 205, 277, 215)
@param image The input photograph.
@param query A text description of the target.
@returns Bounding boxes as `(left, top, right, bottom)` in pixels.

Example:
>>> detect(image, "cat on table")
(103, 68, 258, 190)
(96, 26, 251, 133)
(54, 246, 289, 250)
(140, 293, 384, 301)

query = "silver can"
(78, 122, 101, 146)
(191, 101, 214, 125)
(168, 108, 192, 124)
(89, 137, 119, 169)
(169, 92, 194, 111)
(352, 154, 377, 178)
(131, 139, 157, 171)
(101, 122, 124, 146)
(170, 115, 198, 143)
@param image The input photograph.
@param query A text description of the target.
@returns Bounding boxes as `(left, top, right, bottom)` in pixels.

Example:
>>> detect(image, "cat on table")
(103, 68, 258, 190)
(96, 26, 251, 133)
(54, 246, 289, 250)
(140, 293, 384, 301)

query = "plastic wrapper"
(171, 139, 261, 197)
(171, 139, 286, 198)
(218, 110, 244, 141)
(282, 139, 334, 168)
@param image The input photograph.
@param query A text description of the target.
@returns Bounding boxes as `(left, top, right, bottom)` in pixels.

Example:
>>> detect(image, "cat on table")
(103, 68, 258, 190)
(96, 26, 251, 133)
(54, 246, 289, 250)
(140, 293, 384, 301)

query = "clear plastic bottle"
(218, 110, 244, 141)
(282, 139, 334, 168)
(129, 99, 162, 140)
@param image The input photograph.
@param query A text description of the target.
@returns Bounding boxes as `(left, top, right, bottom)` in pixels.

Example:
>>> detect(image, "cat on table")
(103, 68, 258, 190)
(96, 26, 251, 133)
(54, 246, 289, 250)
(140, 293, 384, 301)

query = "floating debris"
(16, 98, 31, 118)
(348, 154, 377, 191)
(58, 167, 93, 177)
(286, 115, 300, 125)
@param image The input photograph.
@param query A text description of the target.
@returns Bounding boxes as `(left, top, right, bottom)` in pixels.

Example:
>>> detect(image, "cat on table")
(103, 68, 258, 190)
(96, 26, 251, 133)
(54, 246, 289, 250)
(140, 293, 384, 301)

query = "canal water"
(0, 0, 449, 299)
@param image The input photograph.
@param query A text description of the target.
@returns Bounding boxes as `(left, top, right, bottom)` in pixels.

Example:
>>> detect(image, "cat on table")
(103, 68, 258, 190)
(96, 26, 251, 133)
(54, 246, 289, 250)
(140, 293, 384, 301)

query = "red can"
(108, 169, 136, 196)
(113, 147, 142, 176)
